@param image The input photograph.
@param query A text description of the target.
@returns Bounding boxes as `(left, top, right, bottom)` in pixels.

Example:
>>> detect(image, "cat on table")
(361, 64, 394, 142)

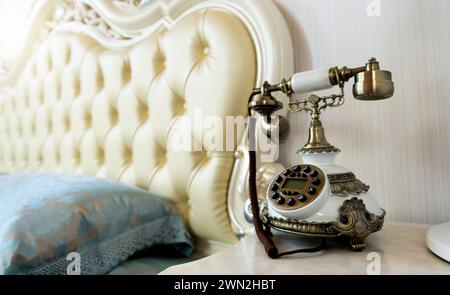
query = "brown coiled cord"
(248, 116, 279, 258)
(247, 116, 326, 259)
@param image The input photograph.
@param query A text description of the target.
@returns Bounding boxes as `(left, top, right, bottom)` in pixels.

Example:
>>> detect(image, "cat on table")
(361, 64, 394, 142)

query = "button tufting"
(74, 149, 81, 164)
(123, 146, 133, 164)
(97, 70, 104, 89)
(74, 78, 81, 97)
(110, 108, 118, 125)
(122, 59, 131, 83)
(138, 104, 149, 121)
(158, 147, 167, 163)
(153, 52, 166, 72)
(64, 116, 71, 131)
(203, 46, 210, 55)
(65, 47, 71, 64)
(84, 112, 92, 128)
(97, 148, 105, 164)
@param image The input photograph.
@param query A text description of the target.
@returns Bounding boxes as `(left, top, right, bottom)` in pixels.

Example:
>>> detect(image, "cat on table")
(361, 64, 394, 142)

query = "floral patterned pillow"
(0, 173, 193, 275)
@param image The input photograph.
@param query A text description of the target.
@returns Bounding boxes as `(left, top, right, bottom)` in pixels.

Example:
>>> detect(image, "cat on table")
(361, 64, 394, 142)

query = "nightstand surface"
(160, 222, 450, 275)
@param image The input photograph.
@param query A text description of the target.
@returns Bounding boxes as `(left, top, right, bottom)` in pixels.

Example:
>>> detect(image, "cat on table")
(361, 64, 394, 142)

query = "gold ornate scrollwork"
(329, 197, 385, 250)
(261, 197, 385, 251)
(41, 0, 132, 43)
(328, 172, 370, 195)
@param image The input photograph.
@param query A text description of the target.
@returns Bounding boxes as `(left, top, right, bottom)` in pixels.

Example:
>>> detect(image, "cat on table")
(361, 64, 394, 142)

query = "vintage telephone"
(247, 58, 395, 258)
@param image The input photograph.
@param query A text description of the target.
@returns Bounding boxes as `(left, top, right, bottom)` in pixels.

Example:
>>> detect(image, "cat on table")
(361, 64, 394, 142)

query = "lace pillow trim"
(17, 215, 192, 275)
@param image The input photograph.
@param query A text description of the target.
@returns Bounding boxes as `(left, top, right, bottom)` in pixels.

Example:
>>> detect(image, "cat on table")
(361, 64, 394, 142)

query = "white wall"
(273, 0, 450, 224)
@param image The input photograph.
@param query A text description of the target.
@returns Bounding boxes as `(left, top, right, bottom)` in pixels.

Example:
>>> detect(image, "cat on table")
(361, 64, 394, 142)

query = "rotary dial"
(268, 164, 326, 210)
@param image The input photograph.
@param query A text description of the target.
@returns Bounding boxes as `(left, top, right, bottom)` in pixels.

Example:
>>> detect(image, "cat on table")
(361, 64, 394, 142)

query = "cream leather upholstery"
(0, 9, 256, 243)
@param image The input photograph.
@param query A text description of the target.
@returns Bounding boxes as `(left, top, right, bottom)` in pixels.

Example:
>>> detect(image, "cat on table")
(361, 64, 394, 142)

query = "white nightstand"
(161, 223, 450, 275)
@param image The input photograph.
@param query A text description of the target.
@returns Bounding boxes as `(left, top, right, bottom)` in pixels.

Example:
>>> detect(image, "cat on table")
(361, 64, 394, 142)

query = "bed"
(0, 0, 294, 274)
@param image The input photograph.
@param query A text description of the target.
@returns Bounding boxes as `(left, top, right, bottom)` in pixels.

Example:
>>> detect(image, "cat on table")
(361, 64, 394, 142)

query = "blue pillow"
(0, 173, 193, 275)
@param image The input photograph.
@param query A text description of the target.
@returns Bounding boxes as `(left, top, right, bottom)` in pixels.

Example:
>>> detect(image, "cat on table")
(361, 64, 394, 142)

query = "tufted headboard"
(0, 0, 293, 244)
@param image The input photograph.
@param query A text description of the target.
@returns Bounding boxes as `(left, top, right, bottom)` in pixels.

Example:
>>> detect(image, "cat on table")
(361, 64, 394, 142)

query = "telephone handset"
(248, 58, 394, 258)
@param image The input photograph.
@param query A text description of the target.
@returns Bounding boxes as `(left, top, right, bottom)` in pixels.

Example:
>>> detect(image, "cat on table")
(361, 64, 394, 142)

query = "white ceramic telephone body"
(266, 152, 383, 223)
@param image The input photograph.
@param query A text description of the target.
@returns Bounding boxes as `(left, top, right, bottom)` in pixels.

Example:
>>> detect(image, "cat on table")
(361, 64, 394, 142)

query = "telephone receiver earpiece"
(352, 58, 394, 101)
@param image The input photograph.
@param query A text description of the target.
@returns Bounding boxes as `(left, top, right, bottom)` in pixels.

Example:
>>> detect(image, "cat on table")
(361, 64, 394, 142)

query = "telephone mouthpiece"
(258, 115, 290, 144)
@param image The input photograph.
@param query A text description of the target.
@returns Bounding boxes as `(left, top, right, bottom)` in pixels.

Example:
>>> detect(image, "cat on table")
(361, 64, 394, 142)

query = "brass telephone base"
(260, 197, 386, 251)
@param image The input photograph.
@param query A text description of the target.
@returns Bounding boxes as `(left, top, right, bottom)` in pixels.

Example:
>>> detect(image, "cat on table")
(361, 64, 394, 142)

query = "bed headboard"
(0, 0, 293, 244)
